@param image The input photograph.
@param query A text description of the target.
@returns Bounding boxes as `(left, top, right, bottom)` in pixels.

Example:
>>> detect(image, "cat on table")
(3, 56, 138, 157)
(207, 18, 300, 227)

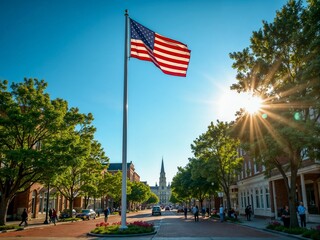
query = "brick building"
(235, 149, 320, 222)
(6, 161, 140, 221)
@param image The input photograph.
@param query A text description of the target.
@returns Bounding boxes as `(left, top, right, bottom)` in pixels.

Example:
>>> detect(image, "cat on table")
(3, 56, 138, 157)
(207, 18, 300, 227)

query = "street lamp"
(218, 192, 224, 206)
(209, 182, 214, 216)
(43, 182, 50, 224)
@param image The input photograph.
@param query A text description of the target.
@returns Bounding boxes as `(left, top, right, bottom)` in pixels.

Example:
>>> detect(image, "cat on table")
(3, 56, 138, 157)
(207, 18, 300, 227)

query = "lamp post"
(43, 182, 50, 224)
(218, 192, 224, 206)
(210, 182, 214, 216)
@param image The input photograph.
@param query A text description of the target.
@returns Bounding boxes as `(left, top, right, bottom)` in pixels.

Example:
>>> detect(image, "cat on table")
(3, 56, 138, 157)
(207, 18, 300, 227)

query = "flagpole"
(120, 9, 129, 230)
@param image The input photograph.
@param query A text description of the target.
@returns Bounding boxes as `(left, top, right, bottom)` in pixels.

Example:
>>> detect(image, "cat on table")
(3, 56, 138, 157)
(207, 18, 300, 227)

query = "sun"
(243, 94, 263, 115)
(216, 90, 263, 121)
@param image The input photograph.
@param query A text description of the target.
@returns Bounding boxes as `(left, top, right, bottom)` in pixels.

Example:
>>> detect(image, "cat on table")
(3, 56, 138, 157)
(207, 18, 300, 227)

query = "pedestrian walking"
(219, 204, 224, 222)
(19, 208, 28, 227)
(104, 207, 110, 223)
(49, 208, 53, 223)
(51, 209, 57, 225)
(183, 206, 188, 219)
(281, 205, 290, 228)
(192, 205, 199, 222)
(297, 201, 307, 227)
(201, 207, 206, 218)
(245, 205, 252, 221)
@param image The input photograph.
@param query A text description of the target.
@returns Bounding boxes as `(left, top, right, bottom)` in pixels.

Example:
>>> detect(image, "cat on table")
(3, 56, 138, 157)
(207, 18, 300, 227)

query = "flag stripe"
(131, 39, 190, 75)
(130, 18, 191, 77)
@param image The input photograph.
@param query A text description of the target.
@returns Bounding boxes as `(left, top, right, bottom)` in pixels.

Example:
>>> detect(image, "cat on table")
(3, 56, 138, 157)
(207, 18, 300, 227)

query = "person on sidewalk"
(183, 206, 188, 219)
(19, 208, 28, 227)
(245, 205, 252, 221)
(201, 207, 206, 218)
(219, 204, 224, 222)
(192, 205, 199, 222)
(297, 201, 307, 228)
(51, 209, 57, 225)
(281, 205, 290, 228)
(104, 207, 110, 223)
(49, 208, 53, 223)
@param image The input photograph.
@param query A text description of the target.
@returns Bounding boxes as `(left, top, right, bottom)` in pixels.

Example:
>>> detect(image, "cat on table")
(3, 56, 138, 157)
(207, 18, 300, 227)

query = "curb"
(263, 228, 310, 240)
(87, 230, 157, 238)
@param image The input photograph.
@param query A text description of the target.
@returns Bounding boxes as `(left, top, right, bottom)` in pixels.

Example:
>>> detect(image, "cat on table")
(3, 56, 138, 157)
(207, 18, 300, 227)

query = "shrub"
(283, 227, 306, 235)
(274, 225, 285, 232)
(266, 221, 281, 230)
(0, 225, 17, 231)
(91, 221, 155, 235)
(310, 231, 320, 240)
(301, 225, 320, 240)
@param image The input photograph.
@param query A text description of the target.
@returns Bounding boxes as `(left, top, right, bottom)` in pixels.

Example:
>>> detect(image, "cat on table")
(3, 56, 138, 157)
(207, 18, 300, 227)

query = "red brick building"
(7, 161, 141, 221)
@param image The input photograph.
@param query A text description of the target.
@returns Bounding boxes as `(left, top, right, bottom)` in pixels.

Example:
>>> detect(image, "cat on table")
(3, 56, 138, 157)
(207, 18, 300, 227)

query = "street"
(0, 209, 295, 239)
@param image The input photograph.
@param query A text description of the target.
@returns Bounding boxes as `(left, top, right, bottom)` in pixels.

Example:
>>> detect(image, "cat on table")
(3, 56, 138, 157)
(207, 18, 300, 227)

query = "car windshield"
(82, 209, 90, 213)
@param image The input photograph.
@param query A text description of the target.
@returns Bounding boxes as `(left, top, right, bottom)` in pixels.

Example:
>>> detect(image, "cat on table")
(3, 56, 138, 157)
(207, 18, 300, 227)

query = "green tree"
(103, 172, 132, 209)
(188, 157, 215, 209)
(127, 181, 151, 209)
(191, 121, 243, 210)
(171, 166, 193, 205)
(146, 192, 159, 205)
(229, 0, 320, 227)
(0, 78, 83, 225)
(80, 140, 109, 209)
(53, 111, 95, 214)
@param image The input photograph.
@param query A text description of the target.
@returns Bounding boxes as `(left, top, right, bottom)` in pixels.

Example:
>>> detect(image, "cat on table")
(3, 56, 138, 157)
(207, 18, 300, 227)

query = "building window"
(265, 187, 270, 208)
(244, 162, 247, 178)
(260, 188, 264, 208)
(31, 190, 37, 215)
(243, 192, 245, 208)
(301, 148, 309, 161)
(248, 161, 252, 176)
(254, 158, 260, 174)
(39, 192, 43, 213)
(255, 189, 260, 208)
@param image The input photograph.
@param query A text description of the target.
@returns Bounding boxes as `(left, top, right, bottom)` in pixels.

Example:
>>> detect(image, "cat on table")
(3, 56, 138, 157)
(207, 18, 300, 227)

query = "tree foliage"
(79, 140, 109, 209)
(191, 121, 242, 209)
(146, 192, 159, 205)
(229, 0, 320, 227)
(0, 78, 91, 225)
(127, 181, 151, 208)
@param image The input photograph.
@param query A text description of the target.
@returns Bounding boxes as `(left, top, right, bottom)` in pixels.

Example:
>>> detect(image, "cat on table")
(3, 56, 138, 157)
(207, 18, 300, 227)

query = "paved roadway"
(0, 209, 297, 240)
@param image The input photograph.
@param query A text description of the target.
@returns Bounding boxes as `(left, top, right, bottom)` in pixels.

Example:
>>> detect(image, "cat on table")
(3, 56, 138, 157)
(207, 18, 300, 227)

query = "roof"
(107, 162, 133, 171)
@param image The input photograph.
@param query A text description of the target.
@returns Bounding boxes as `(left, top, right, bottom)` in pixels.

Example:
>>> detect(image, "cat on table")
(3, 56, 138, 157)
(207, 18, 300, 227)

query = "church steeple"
(160, 157, 165, 174)
(159, 157, 167, 188)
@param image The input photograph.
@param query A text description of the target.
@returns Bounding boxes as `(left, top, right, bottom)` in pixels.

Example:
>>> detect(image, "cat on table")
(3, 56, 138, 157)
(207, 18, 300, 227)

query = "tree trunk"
(289, 164, 299, 227)
(68, 197, 74, 217)
(226, 192, 232, 211)
(0, 196, 11, 226)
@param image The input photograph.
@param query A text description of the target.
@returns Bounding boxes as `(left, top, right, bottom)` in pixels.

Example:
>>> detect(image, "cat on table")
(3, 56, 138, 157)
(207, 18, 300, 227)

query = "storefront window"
(265, 187, 270, 208)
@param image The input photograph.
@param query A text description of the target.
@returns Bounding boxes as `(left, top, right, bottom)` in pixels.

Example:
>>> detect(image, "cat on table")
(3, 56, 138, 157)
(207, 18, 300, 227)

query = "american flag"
(130, 18, 191, 77)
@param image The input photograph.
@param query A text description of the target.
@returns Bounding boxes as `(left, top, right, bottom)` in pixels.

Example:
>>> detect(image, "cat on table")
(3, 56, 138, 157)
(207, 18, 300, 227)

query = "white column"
(300, 174, 309, 222)
(272, 180, 277, 219)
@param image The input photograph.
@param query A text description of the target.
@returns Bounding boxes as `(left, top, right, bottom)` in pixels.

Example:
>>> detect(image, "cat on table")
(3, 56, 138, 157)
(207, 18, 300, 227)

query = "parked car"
(152, 206, 161, 216)
(165, 206, 170, 211)
(177, 207, 184, 213)
(59, 209, 76, 219)
(76, 209, 96, 220)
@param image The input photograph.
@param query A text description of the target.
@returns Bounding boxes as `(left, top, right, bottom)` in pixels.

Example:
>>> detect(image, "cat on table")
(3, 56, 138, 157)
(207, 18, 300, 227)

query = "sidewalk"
(5, 214, 319, 230)
(238, 215, 319, 230)
(5, 214, 105, 229)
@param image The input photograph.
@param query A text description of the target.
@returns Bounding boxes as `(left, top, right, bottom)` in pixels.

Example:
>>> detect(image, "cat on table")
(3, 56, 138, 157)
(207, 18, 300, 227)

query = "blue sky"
(0, 0, 288, 186)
